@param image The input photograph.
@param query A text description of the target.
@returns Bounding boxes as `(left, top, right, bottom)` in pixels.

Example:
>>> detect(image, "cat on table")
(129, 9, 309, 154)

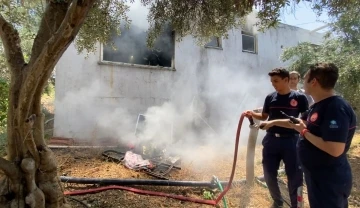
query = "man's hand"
(244, 110, 254, 118)
(288, 118, 307, 133)
(245, 109, 268, 121)
(259, 121, 274, 130)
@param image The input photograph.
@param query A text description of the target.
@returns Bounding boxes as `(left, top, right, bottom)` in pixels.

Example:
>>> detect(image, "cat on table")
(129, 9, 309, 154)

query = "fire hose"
(62, 112, 249, 206)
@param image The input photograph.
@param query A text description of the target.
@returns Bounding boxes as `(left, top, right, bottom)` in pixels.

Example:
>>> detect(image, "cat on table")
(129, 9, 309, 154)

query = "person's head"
(289, 71, 301, 90)
(268, 67, 290, 92)
(303, 63, 339, 95)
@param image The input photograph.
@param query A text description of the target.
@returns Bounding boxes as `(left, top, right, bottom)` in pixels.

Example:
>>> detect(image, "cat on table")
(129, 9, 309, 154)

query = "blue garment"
(262, 134, 303, 208)
(263, 91, 309, 134)
(298, 95, 357, 208)
(262, 91, 309, 208)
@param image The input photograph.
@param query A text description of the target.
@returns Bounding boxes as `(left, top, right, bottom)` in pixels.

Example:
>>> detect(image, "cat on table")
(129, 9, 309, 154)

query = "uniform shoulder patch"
(310, 112, 318, 122)
(290, 99, 298, 107)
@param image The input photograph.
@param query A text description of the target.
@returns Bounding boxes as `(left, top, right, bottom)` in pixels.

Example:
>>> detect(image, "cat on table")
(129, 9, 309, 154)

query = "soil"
(54, 135, 360, 208)
(57, 146, 272, 208)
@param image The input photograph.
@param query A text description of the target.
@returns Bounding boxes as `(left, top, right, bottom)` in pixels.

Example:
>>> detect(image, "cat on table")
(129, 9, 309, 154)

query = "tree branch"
(18, 0, 97, 123)
(32, 75, 52, 147)
(24, 114, 41, 167)
(0, 13, 25, 72)
(28, 1, 71, 67)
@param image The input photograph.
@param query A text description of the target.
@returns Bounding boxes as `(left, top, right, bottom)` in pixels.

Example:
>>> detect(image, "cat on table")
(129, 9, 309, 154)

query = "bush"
(0, 131, 6, 157)
(0, 78, 9, 129)
(43, 81, 55, 96)
(0, 79, 9, 156)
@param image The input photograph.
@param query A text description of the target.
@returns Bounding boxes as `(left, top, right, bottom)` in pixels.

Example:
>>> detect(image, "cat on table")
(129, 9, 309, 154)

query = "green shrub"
(0, 78, 9, 129)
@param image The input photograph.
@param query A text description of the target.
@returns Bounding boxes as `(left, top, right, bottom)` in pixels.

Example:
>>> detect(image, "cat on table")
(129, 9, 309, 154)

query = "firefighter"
(289, 71, 314, 107)
(290, 63, 356, 207)
(246, 68, 309, 208)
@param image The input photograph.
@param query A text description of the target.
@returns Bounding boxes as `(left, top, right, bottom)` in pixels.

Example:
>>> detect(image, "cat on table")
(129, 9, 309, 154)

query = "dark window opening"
(242, 32, 256, 53)
(103, 24, 175, 68)
(205, 37, 222, 48)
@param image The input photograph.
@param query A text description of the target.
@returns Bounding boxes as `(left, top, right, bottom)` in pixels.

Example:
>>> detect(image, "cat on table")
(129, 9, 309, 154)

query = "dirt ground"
(55, 134, 360, 208)
(57, 146, 272, 208)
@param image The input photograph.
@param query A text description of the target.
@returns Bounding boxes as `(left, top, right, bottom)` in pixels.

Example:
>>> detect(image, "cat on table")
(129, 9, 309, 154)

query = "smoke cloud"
(55, 68, 271, 165)
(55, 1, 274, 166)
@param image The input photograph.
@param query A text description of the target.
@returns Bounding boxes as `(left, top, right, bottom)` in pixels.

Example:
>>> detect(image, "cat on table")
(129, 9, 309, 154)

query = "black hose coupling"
(248, 117, 255, 126)
(280, 111, 300, 124)
(247, 116, 259, 129)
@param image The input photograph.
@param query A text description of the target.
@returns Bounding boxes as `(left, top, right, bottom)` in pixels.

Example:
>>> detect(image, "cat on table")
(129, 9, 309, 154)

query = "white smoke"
(54, 1, 274, 165)
(127, 0, 149, 31)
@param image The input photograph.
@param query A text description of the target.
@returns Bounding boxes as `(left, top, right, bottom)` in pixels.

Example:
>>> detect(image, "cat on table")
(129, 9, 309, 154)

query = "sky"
(279, 1, 330, 33)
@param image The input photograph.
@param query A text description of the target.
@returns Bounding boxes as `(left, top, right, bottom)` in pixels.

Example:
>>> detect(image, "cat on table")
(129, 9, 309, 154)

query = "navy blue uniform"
(262, 90, 309, 208)
(298, 96, 357, 208)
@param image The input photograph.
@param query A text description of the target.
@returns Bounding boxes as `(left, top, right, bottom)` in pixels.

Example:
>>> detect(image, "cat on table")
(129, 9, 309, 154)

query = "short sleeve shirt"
(298, 96, 357, 171)
(263, 90, 309, 134)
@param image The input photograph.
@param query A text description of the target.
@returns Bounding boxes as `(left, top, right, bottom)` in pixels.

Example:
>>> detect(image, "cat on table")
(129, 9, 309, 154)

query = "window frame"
(241, 32, 257, 54)
(204, 36, 223, 50)
(99, 29, 176, 70)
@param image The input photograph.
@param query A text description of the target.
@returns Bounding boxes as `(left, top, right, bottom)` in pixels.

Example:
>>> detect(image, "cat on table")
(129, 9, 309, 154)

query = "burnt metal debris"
(102, 149, 181, 180)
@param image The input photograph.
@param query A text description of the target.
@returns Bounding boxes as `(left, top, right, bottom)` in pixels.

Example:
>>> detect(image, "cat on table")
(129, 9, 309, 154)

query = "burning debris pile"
(102, 114, 181, 180)
(102, 150, 181, 180)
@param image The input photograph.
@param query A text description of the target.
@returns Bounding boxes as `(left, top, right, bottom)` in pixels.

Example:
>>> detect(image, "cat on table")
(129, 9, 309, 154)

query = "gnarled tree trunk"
(0, 0, 96, 207)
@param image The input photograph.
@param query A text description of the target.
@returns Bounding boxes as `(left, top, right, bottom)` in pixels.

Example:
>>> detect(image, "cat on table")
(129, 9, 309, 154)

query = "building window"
(102, 24, 175, 68)
(205, 37, 222, 49)
(242, 32, 256, 53)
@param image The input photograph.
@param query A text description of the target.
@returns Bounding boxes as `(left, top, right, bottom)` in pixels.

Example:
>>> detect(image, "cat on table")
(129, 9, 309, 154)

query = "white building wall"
(54, 13, 323, 142)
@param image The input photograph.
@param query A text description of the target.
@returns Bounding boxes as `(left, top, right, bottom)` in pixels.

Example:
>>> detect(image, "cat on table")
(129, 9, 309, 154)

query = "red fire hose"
(64, 113, 247, 206)
(64, 185, 216, 205)
(214, 112, 245, 204)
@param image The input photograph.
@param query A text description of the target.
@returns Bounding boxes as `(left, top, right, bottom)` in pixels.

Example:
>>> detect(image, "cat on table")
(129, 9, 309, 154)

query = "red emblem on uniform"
(310, 112, 318, 122)
(290, 99, 298, 107)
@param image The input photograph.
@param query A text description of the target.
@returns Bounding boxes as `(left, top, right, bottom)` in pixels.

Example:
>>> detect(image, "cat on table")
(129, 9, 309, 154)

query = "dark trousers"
(262, 133, 303, 208)
(303, 165, 352, 208)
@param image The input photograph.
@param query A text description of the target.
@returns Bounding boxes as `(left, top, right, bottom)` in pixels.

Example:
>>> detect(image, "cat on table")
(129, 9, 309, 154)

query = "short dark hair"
(307, 63, 339, 90)
(268, 67, 289, 80)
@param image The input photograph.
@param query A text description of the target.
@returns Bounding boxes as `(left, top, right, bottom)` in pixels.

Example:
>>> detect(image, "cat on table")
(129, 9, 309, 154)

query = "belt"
(267, 132, 299, 138)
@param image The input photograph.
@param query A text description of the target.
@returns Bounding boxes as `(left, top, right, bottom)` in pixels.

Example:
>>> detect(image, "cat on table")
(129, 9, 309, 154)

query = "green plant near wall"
(0, 78, 9, 129)
(0, 78, 9, 156)
(0, 131, 6, 157)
